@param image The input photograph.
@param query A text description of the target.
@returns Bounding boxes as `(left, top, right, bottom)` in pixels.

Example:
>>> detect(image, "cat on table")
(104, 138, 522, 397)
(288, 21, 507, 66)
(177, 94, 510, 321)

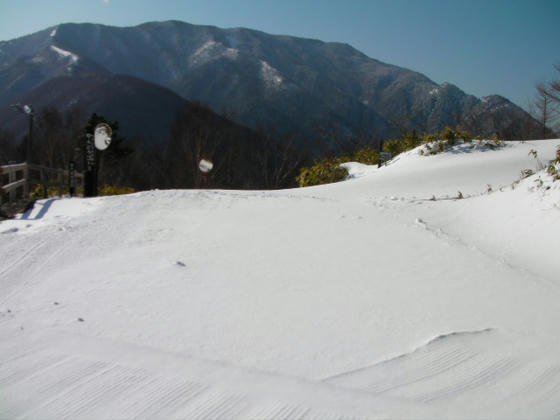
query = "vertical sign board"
(83, 123, 112, 198)
(68, 160, 76, 197)
(379, 152, 392, 167)
(83, 134, 97, 197)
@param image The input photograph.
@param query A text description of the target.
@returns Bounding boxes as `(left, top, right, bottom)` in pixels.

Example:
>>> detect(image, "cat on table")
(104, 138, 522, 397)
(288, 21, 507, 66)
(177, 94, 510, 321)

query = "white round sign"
(199, 159, 214, 173)
(94, 123, 112, 151)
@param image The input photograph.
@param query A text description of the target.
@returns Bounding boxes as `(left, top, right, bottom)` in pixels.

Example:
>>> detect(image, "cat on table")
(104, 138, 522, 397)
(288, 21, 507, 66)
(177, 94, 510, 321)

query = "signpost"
(378, 139, 391, 168)
(83, 133, 96, 197)
(83, 123, 112, 197)
(379, 151, 392, 167)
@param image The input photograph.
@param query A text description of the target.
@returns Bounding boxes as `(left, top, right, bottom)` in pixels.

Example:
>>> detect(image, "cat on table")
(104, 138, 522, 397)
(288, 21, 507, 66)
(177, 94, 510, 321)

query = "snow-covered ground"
(1, 139, 559, 419)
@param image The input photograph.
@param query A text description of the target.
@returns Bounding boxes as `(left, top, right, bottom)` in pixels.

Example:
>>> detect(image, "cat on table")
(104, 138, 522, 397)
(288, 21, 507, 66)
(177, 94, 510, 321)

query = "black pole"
(27, 113, 33, 164)
(83, 134, 98, 197)
(9, 104, 34, 163)
(68, 161, 76, 197)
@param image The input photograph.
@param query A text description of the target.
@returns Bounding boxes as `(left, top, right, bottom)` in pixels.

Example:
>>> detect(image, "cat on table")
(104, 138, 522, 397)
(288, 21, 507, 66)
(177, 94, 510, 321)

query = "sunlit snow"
(189, 40, 238, 67)
(260, 60, 283, 88)
(50, 45, 79, 64)
(1, 139, 559, 419)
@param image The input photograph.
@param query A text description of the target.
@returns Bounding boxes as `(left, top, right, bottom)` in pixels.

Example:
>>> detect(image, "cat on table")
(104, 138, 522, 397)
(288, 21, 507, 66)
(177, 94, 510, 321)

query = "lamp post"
(10, 103, 34, 163)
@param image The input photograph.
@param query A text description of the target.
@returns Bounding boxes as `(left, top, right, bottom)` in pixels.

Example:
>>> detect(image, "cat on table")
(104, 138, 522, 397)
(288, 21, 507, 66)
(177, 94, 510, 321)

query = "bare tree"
(549, 65, 560, 102)
(254, 126, 309, 189)
(547, 65, 560, 134)
(530, 82, 558, 139)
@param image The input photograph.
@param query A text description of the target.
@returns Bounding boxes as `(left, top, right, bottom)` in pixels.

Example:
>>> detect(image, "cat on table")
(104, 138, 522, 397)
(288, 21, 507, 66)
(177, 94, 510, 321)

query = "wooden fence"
(0, 162, 83, 203)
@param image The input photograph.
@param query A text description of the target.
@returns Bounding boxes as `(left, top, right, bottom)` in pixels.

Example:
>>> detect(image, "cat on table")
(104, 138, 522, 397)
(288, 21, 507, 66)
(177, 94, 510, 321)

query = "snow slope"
(1, 140, 559, 419)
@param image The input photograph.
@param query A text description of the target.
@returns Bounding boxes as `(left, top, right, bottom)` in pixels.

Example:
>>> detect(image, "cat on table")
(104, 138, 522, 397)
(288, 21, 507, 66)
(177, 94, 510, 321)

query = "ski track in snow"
(0, 333, 426, 419)
(410, 215, 560, 289)
(324, 328, 560, 416)
(0, 238, 51, 307)
(2, 330, 560, 419)
(368, 191, 560, 289)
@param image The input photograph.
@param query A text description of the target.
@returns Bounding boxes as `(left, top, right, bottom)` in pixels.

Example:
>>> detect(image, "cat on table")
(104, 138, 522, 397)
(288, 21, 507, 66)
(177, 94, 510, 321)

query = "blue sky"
(0, 0, 558, 109)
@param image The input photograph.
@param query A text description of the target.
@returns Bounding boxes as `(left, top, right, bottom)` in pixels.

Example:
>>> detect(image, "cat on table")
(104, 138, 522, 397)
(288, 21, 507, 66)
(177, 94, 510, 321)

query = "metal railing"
(0, 162, 83, 203)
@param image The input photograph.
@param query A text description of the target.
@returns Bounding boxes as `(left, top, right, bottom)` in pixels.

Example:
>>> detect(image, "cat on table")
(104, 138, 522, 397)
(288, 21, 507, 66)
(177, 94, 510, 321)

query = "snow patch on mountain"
(189, 40, 238, 66)
(50, 27, 57, 37)
(50, 45, 79, 64)
(260, 60, 283, 88)
(223, 47, 239, 60)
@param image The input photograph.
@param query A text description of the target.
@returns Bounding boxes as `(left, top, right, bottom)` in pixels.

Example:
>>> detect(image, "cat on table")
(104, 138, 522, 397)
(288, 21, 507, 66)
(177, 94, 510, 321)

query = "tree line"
(2, 67, 559, 194)
(0, 103, 311, 192)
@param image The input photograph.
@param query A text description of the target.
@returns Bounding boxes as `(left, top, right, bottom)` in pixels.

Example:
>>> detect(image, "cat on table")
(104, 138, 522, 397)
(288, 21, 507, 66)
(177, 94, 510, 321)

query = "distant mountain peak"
(0, 20, 542, 143)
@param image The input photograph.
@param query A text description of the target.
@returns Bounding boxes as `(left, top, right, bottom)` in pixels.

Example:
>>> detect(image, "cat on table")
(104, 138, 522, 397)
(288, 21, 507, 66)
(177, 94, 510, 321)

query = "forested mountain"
(0, 20, 541, 146)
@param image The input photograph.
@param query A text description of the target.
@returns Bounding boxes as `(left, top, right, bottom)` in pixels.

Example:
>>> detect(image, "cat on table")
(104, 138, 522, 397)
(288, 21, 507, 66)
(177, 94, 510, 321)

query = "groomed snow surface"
(1, 140, 560, 419)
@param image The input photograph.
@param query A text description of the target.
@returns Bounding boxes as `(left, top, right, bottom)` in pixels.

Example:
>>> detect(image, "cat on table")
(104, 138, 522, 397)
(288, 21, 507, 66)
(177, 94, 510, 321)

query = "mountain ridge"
(0, 20, 540, 145)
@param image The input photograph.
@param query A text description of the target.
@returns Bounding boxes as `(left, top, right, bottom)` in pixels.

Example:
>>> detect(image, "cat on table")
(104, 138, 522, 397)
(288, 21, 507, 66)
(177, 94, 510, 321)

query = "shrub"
(401, 132, 423, 150)
(29, 184, 133, 198)
(441, 127, 459, 145)
(382, 139, 405, 156)
(520, 169, 534, 179)
(382, 128, 476, 158)
(296, 146, 380, 187)
(30, 185, 78, 199)
(548, 146, 560, 181)
(296, 158, 349, 187)
(295, 127, 490, 187)
(423, 133, 438, 143)
(528, 149, 538, 159)
(352, 147, 379, 165)
(98, 185, 135, 196)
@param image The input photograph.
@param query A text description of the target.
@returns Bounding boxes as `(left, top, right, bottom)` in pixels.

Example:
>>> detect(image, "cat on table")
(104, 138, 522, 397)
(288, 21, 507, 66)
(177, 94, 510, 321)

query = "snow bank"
(0, 196, 103, 235)
(339, 161, 378, 179)
(1, 140, 559, 419)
